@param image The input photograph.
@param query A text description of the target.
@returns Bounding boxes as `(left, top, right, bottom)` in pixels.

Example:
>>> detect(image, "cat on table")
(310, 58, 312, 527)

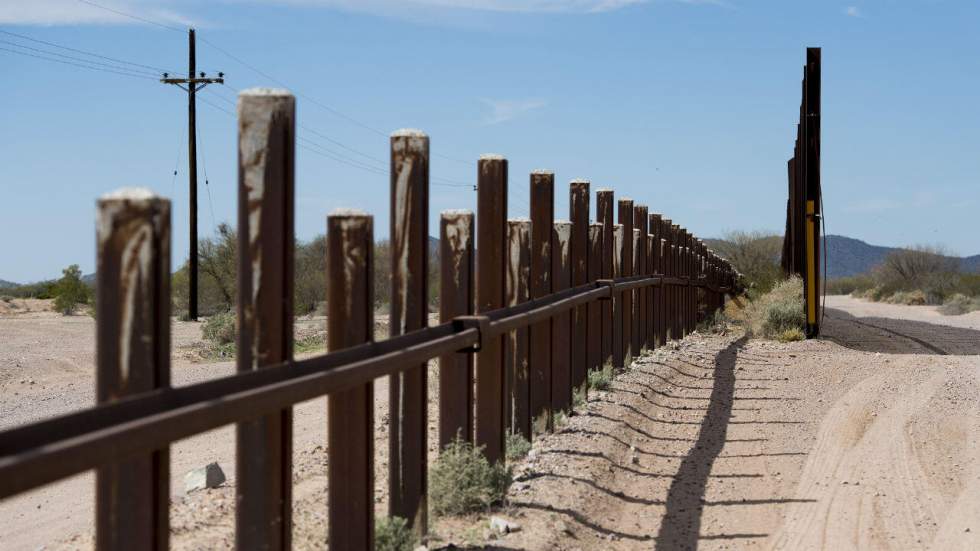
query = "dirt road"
(1, 296, 978, 549)
(438, 295, 979, 550)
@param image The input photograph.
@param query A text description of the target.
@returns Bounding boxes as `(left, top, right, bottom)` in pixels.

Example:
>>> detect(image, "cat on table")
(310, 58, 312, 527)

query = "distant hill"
(0, 279, 19, 289)
(823, 235, 980, 278)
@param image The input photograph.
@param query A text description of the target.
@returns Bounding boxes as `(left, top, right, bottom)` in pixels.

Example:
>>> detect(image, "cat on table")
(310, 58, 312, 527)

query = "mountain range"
(824, 235, 980, 278)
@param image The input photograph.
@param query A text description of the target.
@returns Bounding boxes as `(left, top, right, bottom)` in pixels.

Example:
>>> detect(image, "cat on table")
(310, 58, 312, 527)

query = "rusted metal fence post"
(439, 210, 474, 448)
(634, 205, 648, 354)
(596, 189, 614, 367)
(551, 221, 572, 415)
(612, 223, 624, 367)
(476, 154, 508, 463)
(649, 214, 662, 347)
(645, 215, 655, 350)
(569, 180, 590, 402)
(235, 89, 295, 551)
(632, 228, 642, 354)
(96, 189, 171, 551)
(327, 210, 374, 550)
(617, 199, 634, 363)
(389, 129, 430, 534)
(662, 219, 674, 341)
(529, 171, 553, 434)
(505, 219, 531, 440)
(587, 223, 602, 374)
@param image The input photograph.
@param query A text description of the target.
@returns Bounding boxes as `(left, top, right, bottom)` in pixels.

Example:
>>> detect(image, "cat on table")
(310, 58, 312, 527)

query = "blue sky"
(1, 0, 978, 282)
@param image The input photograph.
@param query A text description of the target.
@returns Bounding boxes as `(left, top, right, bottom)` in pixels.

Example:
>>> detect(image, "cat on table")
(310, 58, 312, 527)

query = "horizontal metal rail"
(0, 273, 719, 499)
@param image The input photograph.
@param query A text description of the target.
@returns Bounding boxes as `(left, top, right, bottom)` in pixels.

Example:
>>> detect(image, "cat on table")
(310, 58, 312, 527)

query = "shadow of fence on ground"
(822, 308, 980, 355)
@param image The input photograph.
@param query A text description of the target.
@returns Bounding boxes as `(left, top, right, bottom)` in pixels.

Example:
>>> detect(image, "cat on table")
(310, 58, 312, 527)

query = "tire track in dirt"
(768, 359, 980, 550)
(824, 313, 949, 355)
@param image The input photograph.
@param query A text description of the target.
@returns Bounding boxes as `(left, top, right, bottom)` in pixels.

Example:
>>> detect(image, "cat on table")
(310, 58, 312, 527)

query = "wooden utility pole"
(161, 28, 223, 320)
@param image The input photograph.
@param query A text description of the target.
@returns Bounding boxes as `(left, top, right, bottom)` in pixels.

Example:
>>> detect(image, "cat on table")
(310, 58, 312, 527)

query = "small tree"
(54, 264, 89, 315)
(873, 245, 959, 304)
(711, 231, 783, 296)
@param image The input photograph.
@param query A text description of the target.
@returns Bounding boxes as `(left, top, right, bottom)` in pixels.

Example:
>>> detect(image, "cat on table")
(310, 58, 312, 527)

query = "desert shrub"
(295, 235, 327, 316)
(885, 289, 927, 306)
(939, 293, 980, 316)
(202, 310, 236, 345)
(374, 516, 415, 551)
(734, 276, 804, 339)
(870, 245, 959, 304)
(826, 275, 874, 296)
(1, 295, 13, 303)
(709, 231, 783, 296)
(294, 332, 325, 354)
(53, 264, 90, 315)
(697, 309, 729, 334)
(429, 438, 511, 516)
(505, 432, 531, 461)
(587, 366, 613, 391)
(777, 328, 805, 342)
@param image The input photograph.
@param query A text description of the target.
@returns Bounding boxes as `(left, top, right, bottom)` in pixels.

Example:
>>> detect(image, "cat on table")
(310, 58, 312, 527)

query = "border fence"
(781, 47, 823, 338)
(0, 88, 736, 550)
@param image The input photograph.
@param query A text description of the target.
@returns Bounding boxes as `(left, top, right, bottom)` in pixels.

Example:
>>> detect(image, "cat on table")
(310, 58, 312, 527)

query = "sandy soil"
(1, 296, 978, 550)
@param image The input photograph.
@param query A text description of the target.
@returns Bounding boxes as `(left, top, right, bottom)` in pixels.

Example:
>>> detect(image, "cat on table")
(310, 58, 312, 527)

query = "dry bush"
(885, 290, 927, 306)
(729, 276, 804, 339)
(940, 294, 980, 316)
(429, 438, 511, 516)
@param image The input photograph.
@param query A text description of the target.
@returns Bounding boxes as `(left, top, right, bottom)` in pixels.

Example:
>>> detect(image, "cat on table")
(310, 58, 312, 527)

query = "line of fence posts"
(10, 87, 741, 551)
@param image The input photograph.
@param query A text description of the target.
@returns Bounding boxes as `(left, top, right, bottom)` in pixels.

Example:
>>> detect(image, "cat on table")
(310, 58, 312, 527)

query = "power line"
(195, 39, 473, 167)
(196, 94, 469, 189)
(0, 28, 175, 74)
(0, 38, 160, 77)
(0, 46, 158, 80)
(197, 110, 218, 234)
(74, 0, 185, 33)
(211, 86, 471, 187)
(74, 0, 477, 169)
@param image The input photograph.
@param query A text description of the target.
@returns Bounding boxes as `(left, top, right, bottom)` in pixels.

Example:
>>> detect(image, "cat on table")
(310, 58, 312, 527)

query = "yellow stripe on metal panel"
(805, 200, 816, 324)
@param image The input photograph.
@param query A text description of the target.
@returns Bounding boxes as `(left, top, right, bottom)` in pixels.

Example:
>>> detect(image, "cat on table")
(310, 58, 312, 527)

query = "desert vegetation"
(826, 245, 980, 315)
(428, 438, 512, 516)
(707, 231, 806, 340)
(171, 223, 440, 319)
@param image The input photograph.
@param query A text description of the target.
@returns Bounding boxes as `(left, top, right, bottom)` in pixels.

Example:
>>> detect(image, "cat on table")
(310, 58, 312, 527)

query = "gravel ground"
(1, 296, 978, 550)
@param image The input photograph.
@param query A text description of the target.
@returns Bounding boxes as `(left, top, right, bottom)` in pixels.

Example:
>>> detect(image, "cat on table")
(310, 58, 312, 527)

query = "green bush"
(733, 275, 804, 339)
(505, 432, 531, 461)
(202, 310, 236, 345)
(374, 516, 415, 551)
(53, 264, 90, 315)
(587, 367, 613, 391)
(429, 438, 511, 516)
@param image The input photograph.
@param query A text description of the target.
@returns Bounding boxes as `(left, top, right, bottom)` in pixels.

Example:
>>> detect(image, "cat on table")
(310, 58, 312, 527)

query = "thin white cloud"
(481, 98, 547, 125)
(0, 0, 198, 27)
(844, 5, 861, 18)
(0, 0, 724, 26)
(279, 0, 647, 14)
